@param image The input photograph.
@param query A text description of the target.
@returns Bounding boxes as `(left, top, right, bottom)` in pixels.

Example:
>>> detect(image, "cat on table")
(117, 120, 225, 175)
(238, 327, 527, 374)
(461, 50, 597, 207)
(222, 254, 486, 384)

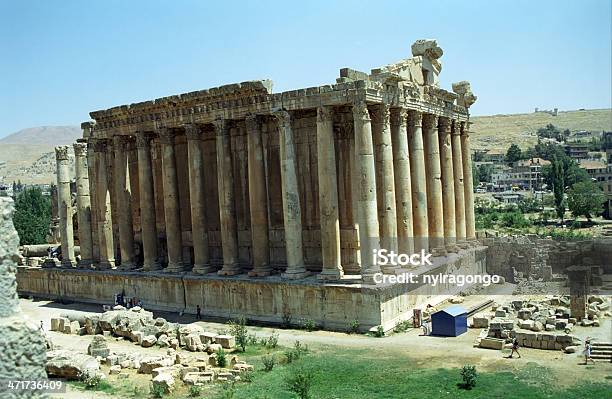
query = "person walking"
(196, 305, 201, 320)
(507, 337, 521, 358)
(584, 340, 595, 364)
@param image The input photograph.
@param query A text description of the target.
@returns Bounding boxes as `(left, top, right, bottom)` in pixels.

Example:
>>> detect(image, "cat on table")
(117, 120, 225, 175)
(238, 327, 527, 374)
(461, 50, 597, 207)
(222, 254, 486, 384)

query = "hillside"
(0, 125, 80, 184)
(470, 108, 612, 151)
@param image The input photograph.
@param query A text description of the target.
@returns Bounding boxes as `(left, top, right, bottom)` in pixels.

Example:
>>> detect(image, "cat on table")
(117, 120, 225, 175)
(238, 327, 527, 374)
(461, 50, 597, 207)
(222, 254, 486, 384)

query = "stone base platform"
(17, 246, 486, 332)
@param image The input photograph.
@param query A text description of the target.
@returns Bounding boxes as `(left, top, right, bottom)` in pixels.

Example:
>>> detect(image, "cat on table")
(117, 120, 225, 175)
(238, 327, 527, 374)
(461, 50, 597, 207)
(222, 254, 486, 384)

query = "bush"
(218, 382, 235, 399)
(373, 325, 385, 338)
(393, 320, 412, 333)
(264, 331, 279, 348)
(189, 384, 202, 397)
(150, 382, 166, 398)
(285, 367, 314, 399)
(282, 312, 292, 328)
(217, 347, 227, 368)
(241, 370, 254, 382)
(284, 341, 309, 363)
(300, 318, 316, 331)
(348, 319, 360, 334)
(229, 317, 249, 352)
(460, 365, 477, 390)
(262, 354, 276, 371)
(81, 370, 103, 389)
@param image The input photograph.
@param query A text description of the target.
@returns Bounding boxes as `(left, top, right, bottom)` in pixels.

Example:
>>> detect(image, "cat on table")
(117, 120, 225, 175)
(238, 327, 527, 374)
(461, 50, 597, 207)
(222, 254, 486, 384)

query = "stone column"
(73, 142, 93, 267)
(214, 119, 241, 276)
(185, 124, 213, 274)
(423, 114, 446, 256)
(136, 132, 162, 271)
(55, 145, 76, 267)
(408, 111, 428, 253)
(113, 135, 136, 270)
(93, 140, 115, 269)
(461, 122, 477, 242)
(390, 108, 414, 256)
(246, 115, 272, 277)
(438, 117, 459, 253)
(372, 104, 399, 273)
(352, 101, 381, 283)
(82, 123, 100, 263)
(316, 106, 343, 281)
(274, 110, 309, 279)
(159, 127, 185, 272)
(451, 121, 467, 247)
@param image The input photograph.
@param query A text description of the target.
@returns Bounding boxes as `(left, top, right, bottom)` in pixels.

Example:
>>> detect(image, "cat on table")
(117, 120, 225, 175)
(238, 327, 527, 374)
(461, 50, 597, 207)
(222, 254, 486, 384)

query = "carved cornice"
(407, 110, 422, 128)
(272, 110, 291, 129)
(352, 101, 370, 122)
(184, 123, 202, 140)
(390, 108, 408, 127)
(317, 106, 333, 123)
(91, 139, 109, 153)
(73, 142, 88, 157)
(422, 113, 438, 130)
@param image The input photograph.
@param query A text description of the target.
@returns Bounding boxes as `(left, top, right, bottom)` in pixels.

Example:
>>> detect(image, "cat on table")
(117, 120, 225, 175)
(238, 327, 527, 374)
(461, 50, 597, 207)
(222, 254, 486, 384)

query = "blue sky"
(0, 0, 610, 137)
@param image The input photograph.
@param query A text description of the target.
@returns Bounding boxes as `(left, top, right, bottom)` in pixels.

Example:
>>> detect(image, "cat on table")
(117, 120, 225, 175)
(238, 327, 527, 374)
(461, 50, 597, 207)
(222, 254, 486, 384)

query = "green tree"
(567, 181, 605, 221)
(551, 156, 565, 221)
(506, 144, 522, 164)
(13, 187, 52, 245)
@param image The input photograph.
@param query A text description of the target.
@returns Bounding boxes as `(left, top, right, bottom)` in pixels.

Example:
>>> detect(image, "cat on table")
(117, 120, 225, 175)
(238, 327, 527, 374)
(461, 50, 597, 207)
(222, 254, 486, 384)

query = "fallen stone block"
(46, 350, 100, 380)
(183, 371, 214, 385)
(109, 365, 121, 375)
(472, 317, 489, 328)
(141, 335, 157, 348)
(152, 373, 175, 394)
(480, 337, 505, 350)
(87, 335, 110, 358)
(138, 356, 174, 374)
(215, 335, 236, 349)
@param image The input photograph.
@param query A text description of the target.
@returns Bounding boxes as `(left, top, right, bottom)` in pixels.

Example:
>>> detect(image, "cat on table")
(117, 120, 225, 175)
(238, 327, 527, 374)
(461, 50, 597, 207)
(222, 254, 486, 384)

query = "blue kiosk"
(431, 305, 468, 337)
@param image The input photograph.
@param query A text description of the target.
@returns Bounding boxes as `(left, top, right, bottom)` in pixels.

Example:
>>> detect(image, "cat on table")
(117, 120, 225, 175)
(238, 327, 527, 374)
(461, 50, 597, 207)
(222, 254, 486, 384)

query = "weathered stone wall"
(17, 247, 486, 332)
(0, 198, 48, 398)
(484, 235, 612, 281)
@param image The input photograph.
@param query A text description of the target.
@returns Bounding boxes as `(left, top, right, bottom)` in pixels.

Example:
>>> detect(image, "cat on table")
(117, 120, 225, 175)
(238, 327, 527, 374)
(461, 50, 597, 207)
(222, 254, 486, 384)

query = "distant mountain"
(0, 126, 81, 145)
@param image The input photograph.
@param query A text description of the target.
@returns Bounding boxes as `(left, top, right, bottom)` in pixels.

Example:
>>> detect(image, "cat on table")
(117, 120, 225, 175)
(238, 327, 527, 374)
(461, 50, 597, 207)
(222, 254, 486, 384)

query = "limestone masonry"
(19, 39, 486, 331)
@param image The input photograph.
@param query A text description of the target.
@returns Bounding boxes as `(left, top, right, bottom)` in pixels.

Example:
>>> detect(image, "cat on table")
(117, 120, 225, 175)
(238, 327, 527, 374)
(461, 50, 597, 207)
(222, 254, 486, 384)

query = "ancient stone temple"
(18, 39, 485, 331)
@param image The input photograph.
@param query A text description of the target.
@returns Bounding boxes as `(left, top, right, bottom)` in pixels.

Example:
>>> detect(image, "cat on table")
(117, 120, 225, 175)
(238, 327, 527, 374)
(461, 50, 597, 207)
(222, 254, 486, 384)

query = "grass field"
(70, 343, 612, 399)
(470, 108, 612, 151)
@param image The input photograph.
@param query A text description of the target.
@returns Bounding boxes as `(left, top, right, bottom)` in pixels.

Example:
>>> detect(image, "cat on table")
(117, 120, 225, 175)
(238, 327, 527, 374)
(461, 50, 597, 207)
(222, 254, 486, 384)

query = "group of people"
(115, 291, 142, 309)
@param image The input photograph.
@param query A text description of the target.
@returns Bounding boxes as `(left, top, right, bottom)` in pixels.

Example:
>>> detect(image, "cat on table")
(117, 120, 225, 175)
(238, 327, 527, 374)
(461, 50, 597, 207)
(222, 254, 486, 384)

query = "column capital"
(316, 106, 334, 123)
(352, 100, 370, 122)
(422, 113, 438, 130)
(81, 121, 95, 138)
(91, 139, 109, 153)
(451, 120, 461, 136)
(390, 107, 408, 126)
(112, 135, 133, 149)
(437, 116, 451, 134)
(370, 103, 390, 128)
(136, 131, 154, 148)
(55, 145, 70, 160)
(73, 142, 88, 157)
(158, 126, 176, 144)
(184, 123, 203, 140)
(407, 110, 422, 127)
(245, 114, 260, 134)
(272, 110, 291, 128)
(459, 121, 468, 136)
(213, 118, 229, 136)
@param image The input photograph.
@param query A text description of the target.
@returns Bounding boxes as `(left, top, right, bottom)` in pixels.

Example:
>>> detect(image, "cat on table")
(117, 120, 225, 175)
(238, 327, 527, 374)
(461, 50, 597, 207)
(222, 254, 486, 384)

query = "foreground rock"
(46, 349, 100, 380)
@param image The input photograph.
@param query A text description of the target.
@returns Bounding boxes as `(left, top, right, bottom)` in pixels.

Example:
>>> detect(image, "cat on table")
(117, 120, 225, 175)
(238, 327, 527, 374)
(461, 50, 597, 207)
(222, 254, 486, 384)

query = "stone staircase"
(591, 342, 612, 362)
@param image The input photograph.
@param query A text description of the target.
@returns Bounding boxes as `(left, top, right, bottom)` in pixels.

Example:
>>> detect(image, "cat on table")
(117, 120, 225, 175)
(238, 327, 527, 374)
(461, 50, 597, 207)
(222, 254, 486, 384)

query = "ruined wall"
(484, 235, 612, 281)
(0, 198, 47, 395)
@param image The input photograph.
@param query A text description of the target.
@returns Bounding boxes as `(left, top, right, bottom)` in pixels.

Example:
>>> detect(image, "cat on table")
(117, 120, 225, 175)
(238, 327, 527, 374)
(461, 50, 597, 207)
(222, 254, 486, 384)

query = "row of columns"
(59, 102, 476, 283)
